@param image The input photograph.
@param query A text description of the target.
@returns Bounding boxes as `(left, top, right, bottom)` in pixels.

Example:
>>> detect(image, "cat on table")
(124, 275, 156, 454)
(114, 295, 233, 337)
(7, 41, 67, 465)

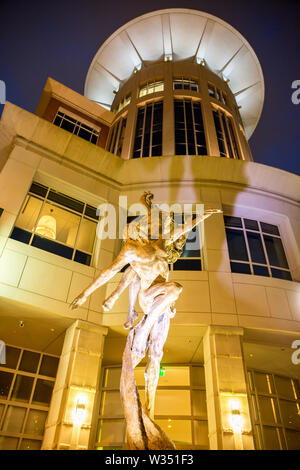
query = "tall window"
(132, 101, 163, 158)
(248, 370, 300, 450)
(174, 99, 207, 156)
(139, 80, 164, 98)
(94, 365, 208, 450)
(213, 109, 240, 159)
(114, 94, 131, 114)
(225, 216, 291, 280)
(108, 116, 127, 156)
(10, 182, 99, 266)
(171, 214, 202, 271)
(173, 78, 199, 92)
(208, 83, 228, 106)
(53, 110, 100, 144)
(0, 345, 59, 450)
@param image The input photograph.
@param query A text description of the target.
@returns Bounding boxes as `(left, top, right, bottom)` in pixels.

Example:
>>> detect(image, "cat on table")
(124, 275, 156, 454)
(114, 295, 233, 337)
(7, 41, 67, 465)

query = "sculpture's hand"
(204, 208, 223, 215)
(70, 292, 88, 310)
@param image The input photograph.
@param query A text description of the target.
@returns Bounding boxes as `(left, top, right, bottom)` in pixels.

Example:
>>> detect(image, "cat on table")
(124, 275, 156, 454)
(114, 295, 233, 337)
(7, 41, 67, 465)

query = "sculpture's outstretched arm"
(165, 209, 222, 245)
(70, 244, 133, 309)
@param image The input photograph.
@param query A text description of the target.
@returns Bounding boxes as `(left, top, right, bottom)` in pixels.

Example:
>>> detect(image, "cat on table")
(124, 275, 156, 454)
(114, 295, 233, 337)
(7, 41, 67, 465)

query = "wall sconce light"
(228, 399, 244, 434)
(72, 394, 87, 427)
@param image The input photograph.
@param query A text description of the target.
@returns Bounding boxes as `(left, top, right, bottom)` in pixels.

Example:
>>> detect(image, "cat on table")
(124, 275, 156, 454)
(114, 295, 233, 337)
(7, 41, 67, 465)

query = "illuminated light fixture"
(222, 73, 230, 83)
(196, 56, 205, 65)
(35, 209, 56, 239)
(72, 393, 88, 427)
(164, 54, 172, 62)
(133, 63, 142, 73)
(159, 367, 165, 377)
(228, 399, 244, 434)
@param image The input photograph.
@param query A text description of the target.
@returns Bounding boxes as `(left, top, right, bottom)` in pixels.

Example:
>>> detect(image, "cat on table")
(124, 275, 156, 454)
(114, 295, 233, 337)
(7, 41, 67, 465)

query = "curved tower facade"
(0, 9, 299, 451)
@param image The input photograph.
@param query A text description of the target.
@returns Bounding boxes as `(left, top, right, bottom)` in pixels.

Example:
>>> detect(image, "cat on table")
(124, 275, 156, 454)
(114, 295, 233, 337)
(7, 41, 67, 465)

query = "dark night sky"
(0, 0, 299, 175)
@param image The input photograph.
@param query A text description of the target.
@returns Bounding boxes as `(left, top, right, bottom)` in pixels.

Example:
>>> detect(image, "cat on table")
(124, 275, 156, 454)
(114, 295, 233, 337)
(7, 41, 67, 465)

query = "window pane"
(85, 204, 98, 221)
(20, 439, 41, 450)
(264, 235, 289, 268)
(103, 368, 121, 388)
(173, 259, 201, 270)
(271, 268, 292, 280)
(0, 371, 13, 399)
(258, 397, 278, 424)
(2, 405, 26, 433)
(155, 390, 191, 415)
(224, 216, 242, 228)
(193, 420, 209, 447)
(226, 228, 248, 261)
(19, 351, 40, 373)
(97, 419, 125, 444)
(47, 190, 84, 214)
(191, 390, 207, 418)
(0, 437, 19, 450)
(260, 222, 280, 236)
(76, 218, 97, 253)
(74, 250, 91, 265)
(101, 391, 123, 417)
(1, 346, 20, 369)
(15, 195, 43, 232)
(32, 235, 73, 259)
(230, 262, 251, 274)
(253, 265, 269, 277)
(247, 231, 266, 264)
(262, 426, 281, 449)
(274, 376, 295, 399)
(24, 409, 48, 435)
(285, 429, 300, 450)
(10, 227, 31, 244)
(39, 355, 59, 378)
(254, 372, 274, 394)
(156, 419, 192, 444)
(244, 219, 259, 231)
(11, 375, 34, 402)
(29, 182, 48, 198)
(32, 379, 54, 406)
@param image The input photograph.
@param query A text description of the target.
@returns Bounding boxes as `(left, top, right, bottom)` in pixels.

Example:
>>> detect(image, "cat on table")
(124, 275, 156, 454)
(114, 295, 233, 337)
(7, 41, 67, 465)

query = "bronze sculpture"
(71, 192, 221, 449)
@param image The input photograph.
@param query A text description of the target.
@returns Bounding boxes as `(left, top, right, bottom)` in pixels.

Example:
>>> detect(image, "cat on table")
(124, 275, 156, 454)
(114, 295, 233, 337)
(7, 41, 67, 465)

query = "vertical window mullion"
(72, 207, 85, 260)
(183, 100, 188, 155)
(149, 103, 154, 157)
(191, 102, 198, 155)
(258, 222, 273, 277)
(141, 105, 147, 158)
(218, 110, 229, 158)
(242, 218, 254, 274)
(225, 116, 236, 159)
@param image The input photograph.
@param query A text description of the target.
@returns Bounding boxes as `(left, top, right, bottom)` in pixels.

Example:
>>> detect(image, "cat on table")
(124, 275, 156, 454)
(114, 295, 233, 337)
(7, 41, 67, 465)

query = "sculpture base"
(120, 332, 176, 450)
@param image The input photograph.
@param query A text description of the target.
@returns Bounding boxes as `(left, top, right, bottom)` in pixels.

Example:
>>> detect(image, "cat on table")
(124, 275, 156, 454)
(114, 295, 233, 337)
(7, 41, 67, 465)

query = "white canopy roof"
(84, 8, 265, 138)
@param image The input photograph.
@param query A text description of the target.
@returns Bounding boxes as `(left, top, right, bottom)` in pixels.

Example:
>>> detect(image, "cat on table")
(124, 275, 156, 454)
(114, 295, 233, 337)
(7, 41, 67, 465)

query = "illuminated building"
(0, 9, 299, 450)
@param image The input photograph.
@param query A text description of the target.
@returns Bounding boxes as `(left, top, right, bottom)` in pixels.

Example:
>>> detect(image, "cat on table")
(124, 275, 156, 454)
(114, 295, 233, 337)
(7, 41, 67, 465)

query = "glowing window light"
(36, 211, 56, 240)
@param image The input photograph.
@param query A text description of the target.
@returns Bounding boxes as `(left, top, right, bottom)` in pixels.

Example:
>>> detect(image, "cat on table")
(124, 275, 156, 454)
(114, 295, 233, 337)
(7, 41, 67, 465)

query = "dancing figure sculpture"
(71, 192, 221, 449)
